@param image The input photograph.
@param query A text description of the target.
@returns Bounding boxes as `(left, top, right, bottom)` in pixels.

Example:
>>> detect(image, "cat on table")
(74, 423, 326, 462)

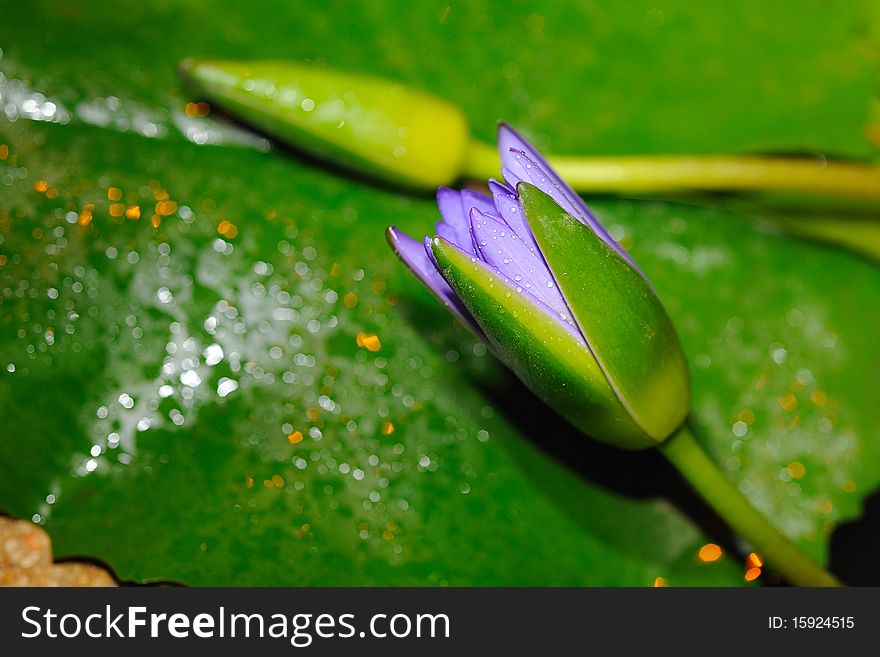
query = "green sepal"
(429, 237, 656, 450)
(178, 58, 470, 189)
(518, 183, 690, 442)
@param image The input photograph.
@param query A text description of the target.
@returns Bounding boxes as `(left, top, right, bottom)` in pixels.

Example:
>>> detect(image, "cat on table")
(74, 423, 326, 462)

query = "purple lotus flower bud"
(388, 124, 690, 449)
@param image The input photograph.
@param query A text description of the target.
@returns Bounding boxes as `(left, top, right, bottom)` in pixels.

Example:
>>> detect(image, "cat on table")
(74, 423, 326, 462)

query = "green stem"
(462, 139, 880, 201)
(659, 423, 842, 587)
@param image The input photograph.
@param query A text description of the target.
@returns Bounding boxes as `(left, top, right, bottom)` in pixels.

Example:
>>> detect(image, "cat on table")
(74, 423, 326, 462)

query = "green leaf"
(0, 119, 741, 586)
(0, 0, 878, 585)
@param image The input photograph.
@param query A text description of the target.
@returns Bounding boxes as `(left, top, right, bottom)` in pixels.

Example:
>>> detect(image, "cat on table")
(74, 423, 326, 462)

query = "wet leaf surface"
(1, 1, 878, 585)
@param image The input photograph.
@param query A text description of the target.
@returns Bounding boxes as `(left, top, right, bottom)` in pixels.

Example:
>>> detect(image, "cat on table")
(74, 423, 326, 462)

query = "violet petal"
(436, 235, 584, 343)
(497, 123, 644, 276)
(436, 187, 474, 253)
(460, 188, 496, 216)
(488, 179, 534, 247)
(469, 209, 577, 336)
(386, 226, 482, 335)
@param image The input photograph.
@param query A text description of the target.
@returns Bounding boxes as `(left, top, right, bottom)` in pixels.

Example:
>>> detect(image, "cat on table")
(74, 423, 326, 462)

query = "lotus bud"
(178, 58, 470, 189)
(388, 124, 690, 449)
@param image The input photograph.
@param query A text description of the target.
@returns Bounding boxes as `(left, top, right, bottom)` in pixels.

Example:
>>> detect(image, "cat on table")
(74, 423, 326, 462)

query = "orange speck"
(372, 279, 386, 295)
(787, 461, 806, 479)
(357, 332, 382, 352)
(842, 480, 857, 493)
(272, 474, 284, 488)
(183, 101, 210, 117)
(34, 180, 49, 192)
(736, 408, 756, 425)
(263, 479, 273, 489)
(0, 255, 6, 267)
(125, 205, 141, 220)
(78, 211, 93, 226)
(0, 144, 9, 160)
(744, 567, 762, 582)
(817, 499, 833, 515)
(698, 543, 723, 562)
(653, 577, 667, 587)
(245, 476, 254, 488)
(107, 187, 122, 201)
(747, 552, 763, 568)
(217, 219, 238, 238)
(381, 421, 395, 435)
(109, 203, 125, 217)
(151, 214, 161, 228)
(156, 200, 177, 216)
(330, 262, 342, 276)
(778, 394, 798, 412)
(287, 431, 304, 445)
(343, 292, 358, 308)
(810, 389, 828, 406)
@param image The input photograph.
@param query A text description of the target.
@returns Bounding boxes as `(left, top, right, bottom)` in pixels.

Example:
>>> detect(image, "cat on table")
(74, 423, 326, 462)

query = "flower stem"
(463, 139, 880, 201)
(659, 423, 842, 587)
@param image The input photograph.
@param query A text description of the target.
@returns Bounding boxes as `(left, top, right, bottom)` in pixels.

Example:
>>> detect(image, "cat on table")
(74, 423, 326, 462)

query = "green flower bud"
(178, 58, 470, 189)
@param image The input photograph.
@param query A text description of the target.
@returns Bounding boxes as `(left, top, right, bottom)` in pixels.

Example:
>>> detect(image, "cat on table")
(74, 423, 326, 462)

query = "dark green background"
(1, 1, 878, 585)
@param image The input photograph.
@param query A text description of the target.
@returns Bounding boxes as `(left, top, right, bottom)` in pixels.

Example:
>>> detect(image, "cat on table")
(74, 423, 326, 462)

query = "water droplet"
(203, 343, 224, 366)
(179, 369, 201, 387)
(217, 377, 238, 398)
